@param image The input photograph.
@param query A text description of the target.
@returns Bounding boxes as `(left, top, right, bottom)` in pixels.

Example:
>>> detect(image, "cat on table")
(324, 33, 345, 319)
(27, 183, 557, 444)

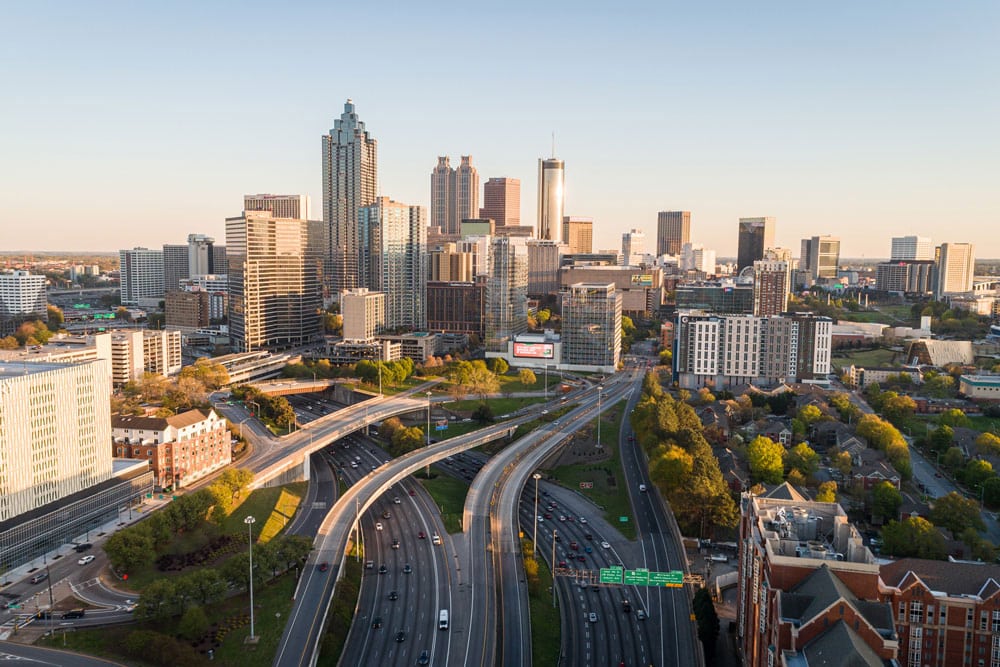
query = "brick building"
(112, 409, 231, 490)
(880, 558, 1000, 667)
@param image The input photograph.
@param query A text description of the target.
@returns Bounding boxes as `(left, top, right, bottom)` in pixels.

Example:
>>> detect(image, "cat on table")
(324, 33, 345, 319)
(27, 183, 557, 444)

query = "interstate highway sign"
(649, 570, 684, 588)
(624, 568, 649, 585)
(599, 566, 624, 585)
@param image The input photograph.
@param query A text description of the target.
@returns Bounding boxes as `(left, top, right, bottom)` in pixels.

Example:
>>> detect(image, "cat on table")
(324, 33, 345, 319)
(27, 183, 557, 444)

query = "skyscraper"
(537, 158, 565, 241)
(485, 236, 529, 354)
(737, 217, 776, 271)
(480, 177, 520, 228)
(621, 229, 646, 264)
(358, 197, 427, 330)
(561, 283, 622, 372)
(753, 259, 790, 316)
(800, 235, 841, 280)
(120, 247, 165, 306)
(244, 194, 311, 220)
(431, 156, 480, 235)
(162, 244, 189, 292)
(935, 242, 975, 298)
(890, 235, 933, 261)
(322, 99, 377, 296)
(225, 211, 321, 352)
(187, 234, 221, 277)
(563, 216, 594, 254)
(657, 211, 690, 256)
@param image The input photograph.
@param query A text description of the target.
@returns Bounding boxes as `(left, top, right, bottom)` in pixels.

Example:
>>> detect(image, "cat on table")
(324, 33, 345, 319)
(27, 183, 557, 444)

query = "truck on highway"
(439, 609, 449, 630)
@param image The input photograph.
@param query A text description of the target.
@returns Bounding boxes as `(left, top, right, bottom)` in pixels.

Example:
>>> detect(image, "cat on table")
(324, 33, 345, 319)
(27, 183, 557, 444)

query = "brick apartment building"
(112, 408, 231, 490)
(880, 558, 1000, 667)
(738, 484, 899, 666)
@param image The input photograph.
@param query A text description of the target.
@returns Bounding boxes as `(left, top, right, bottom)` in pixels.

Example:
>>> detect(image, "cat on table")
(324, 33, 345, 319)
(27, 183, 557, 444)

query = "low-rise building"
(959, 374, 1000, 401)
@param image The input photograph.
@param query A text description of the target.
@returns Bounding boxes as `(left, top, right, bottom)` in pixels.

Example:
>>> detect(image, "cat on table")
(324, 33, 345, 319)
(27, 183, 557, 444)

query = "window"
(911, 601, 923, 624)
(992, 610, 1000, 633)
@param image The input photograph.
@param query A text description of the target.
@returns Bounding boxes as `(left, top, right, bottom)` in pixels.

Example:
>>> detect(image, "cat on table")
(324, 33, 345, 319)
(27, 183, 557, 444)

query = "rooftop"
(750, 494, 875, 566)
(0, 360, 83, 379)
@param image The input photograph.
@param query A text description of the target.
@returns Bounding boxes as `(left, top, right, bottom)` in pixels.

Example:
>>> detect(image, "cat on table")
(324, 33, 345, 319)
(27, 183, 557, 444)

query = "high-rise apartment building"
(186, 234, 222, 277)
(752, 259, 790, 316)
(428, 243, 475, 283)
(226, 211, 321, 352)
(162, 244, 189, 293)
(431, 156, 480, 235)
(657, 211, 690, 256)
(0, 360, 113, 523)
(890, 235, 933, 261)
(358, 197, 427, 330)
(485, 236, 529, 354)
(0, 271, 46, 318)
(560, 283, 622, 372)
(736, 217, 775, 271)
(800, 235, 841, 280)
(120, 247, 165, 306)
(562, 216, 593, 254)
(341, 288, 385, 341)
(244, 194, 311, 220)
(537, 158, 565, 241)
(426, 280, 486, 338)
(480, 177, 520, 228)
(935, 242, 975, 298)
(526, 239, 563, 296)
(875, 260, 935, 294)
(621, 229, 646, 264)
(322, 99, 378, 295)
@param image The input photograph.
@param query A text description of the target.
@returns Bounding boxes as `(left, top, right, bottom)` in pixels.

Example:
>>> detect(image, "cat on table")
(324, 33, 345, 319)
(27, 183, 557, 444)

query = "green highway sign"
(624, 568, 649, 586)
(619, 516, 629, 523)
(599, 566, 624, 585)
(649, 570, 685, 587)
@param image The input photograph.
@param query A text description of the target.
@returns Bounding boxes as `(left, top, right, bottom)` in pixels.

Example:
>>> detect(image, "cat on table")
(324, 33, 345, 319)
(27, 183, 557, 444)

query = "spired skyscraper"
(322, 99, 378, 296)
(537, 158, 565, 241)
(431, 156, 479, 235)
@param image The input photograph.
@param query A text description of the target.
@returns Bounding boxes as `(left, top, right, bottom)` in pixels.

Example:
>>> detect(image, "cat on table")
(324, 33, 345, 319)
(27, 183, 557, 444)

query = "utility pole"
(551, 528, 557, 608)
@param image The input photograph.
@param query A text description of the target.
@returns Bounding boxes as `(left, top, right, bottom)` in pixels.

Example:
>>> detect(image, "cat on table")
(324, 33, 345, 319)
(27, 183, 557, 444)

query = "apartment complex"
(109, 329, 183, 383)
(560, 283, 622, 373)
(753, 260, 791, 317)
(119, 247, 164, 306)
(165, 289, 210, 330)
(876, 260, 936, 295)
(341, 288, 385, 341)
(485, 236, 529, 354)
(657, 211, 691, 256)
(358, 197, 427, 330)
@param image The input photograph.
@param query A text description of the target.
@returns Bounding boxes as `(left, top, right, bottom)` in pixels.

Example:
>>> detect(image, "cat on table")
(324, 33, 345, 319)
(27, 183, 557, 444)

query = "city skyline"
(2, 2, 998, 256)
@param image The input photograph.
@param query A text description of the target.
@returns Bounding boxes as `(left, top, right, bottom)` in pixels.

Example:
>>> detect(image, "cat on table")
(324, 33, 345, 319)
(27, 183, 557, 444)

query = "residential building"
(876, 260, 936, 294)
(560, 283, 622, 373)
(485, 236, 529, 354)
(680, 242, 716, 273)
(358, 197, 427, 330)
(737, 491, 896, 667)
(179, 275, 228, 321)
(935, 242, 975, 298)
(226, 211, 322, 352)
(162, 244, 189, 292)
(562, 216, 593, 254)
(377, 332, 440, 362)
(737, 217, 775, 271)
(106, 329, 182, 384)
(800, 235, 841, 281)
(165, 289, 210, 330)
(119, 247, 164, 306)
(676, 280, 754, 314)
(657, 211, 690, 256)
(243, 194, 310, 220)
(0, 270, 46, 318)
(426, 280, 486, 338)
(112, 409, 231, 490)
(621, 229, 646, 264)
(322, 99, 378, 295)
(879, 558, 1000, 667)
(753, 259, 790, 316)
(341, 288, 385, 341)
(480, 177, 520, 228)
(0, 360, 113, 523)
(890, 235, 934, 261)
(537, 158, 565, 241)
(527, 239, 564, 296)
(761, 314, 833, 385)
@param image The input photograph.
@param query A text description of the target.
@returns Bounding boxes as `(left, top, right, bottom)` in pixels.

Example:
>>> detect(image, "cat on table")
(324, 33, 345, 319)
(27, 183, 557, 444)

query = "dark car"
(403, 563, 412, 574)
(379, 564, 387, 574)
(319, 562, 329, 572)
(418, 649, 430, 665)
(61, 609, 85, 619)
(388, 590, 399, 600)
(382, 511, 391, 519)
(372, 616, 382, 629)
(73, 543, 93, 553)
(395, 631, 406, 643)
(622, 599, 631, 613)
(30, 572, 48, 584)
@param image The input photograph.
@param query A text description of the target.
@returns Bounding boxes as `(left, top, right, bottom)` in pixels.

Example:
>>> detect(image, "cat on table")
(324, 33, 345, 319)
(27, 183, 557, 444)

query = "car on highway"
(77, 555, 95, 566)
(409, 489, 416, 496)
(537, 515, 544, 523)
(584, 532, 593, 540)
(61, 609, 85, 619)
(418, 531, 426, 539)
(432, 534, 441, 545)
(392, 538, 400, 549)
(584, 546, 593, 553)
(559, 515, 566, 522)
(637, 609, 648, 620)
(578, 516, 587, 524)
(558, 560, 567, 567)
(388, 590, 399, 600)
(588, 612, 598, 622)
(639, 484, 647, 492)
(379, 565, 387, 574)
(382, 511, 391, 519)
(577, 555, 586, 562)
(622, 599, 631, 613)
(418, 650, 430, 665)
(395, 631, 406, 643)
(393, 496, 401, 504)
(544, 512, 552, 519)
(566, 516, 574, 523)
(73, 543, 93, 553)
(30, 572, 48, 584)
(403, 563, 412, 574)
(601, 541, 611, 549)
(372, 617, 382, 629)
(375, 522, 383, 531)
(350, 461, 358, 468)
(319, 562, 329, 572)
(569, 541, 578, 550)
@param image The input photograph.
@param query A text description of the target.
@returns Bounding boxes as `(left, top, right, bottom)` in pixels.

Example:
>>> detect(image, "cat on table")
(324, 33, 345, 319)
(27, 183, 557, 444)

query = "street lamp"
(426, 391, 433, 478)
(596, 386, 603, 449)
(244, 516, 257, 641)
(532, 473, 542, 556)
(248, 400, 260, 417)
(551, 528, 558, 608)
(237, 417, 251, 440)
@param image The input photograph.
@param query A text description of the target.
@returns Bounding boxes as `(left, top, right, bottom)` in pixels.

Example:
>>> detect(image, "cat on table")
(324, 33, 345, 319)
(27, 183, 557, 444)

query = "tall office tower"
(752, 260, 790, 316)
(428, 243, 475, 282)
(563, 216, 593, 254)
(0, 359, 112, 522)
(890, 235, 933, 261)
(187, 234, 220, 277)
(225, 211, 321, 352)
(537, 158, 565, 241)
(621, 229, 646, 264)
(341, 288, 385, 341)
(484, 236, 529, 353)
(526, 239, 563, 296)
(657, 211, 691, 256)
(480, 177, 521, 228)
(212, 245, 227, 274)
(0, 271, 46, 318)
(162, 244, 189, 292)
(935, 242, 975, 298)
(680, 243, 716, 273)
(243, 194, 311, 220)
(120, 247, 165, 306)
(737, 217, 775, 271)
(322, 99, 378, 295)
(800, 235, 841, 280)
(358, 197, 427, 330)
(430, 156, 481, 236)
(561, 283, 622, 372)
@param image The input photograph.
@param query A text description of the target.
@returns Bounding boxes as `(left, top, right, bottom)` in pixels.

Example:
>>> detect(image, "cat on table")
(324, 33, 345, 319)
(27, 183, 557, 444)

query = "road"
(0, 641, 126, 666)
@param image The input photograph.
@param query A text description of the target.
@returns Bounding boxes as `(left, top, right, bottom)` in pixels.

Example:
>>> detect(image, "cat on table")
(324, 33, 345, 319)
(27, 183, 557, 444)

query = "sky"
(2, 1, 998, 258)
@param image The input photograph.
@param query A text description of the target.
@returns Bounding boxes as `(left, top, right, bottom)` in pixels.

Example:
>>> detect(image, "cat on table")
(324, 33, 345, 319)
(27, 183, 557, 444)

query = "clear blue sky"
(2, 1, 998, 258)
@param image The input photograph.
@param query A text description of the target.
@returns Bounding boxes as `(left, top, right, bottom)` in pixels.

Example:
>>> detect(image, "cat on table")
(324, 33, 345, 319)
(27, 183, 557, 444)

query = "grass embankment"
(522, 538, 561, 666)
(444, 396, 547, 415)
(419, 475, 470, 533)
(497, 373, 563, 393)
(546, 400, 637, 540)
(317, 551, 363, 666)
(832, 347, 898, 371)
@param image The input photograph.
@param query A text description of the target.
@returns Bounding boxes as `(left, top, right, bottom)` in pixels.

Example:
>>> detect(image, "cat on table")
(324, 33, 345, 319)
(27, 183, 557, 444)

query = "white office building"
(119, 247, 165, 306)
(681, 243, 717, 274)
(935, 242, 975, 298)
(341, 288, 386, 341)
(0, 271, 47, 318)
(890, 235, 934, 261)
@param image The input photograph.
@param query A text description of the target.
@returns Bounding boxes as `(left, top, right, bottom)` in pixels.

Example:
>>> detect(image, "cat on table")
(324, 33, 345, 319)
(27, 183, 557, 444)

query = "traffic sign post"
(619, 516, 628, 523)
(649, 570, 684, 588)
(599, 566, 624, 585)
(624, 568, 649, 586)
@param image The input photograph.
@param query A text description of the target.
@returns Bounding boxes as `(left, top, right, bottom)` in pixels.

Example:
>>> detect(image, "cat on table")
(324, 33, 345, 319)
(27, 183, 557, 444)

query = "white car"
(432, 534, 442, 545)
(77, 555, 95, 566)
(601, 541, 611, 549)
(393, 496, 401, 504)
(537, 515, 544, 523)
(579, 517, 588, 524)
(350, 461, 358, 468)
(588, 612, 598, 623)
(375, 522, 383, 531)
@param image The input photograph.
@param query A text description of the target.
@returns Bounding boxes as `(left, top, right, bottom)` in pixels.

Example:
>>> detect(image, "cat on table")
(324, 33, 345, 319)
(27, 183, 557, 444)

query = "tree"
(925, 375, 956, 399)
(786, 469, 808, 487)
(178, 605, 209, 640)
(815, 481, 837, 502)
(930, 492, 985, 535)
(830, 450, 853, 476)
(518, 368, 537, 387)
(881, 393, 916, 424)
(881, 517, 947, 560)
(930, 425, 955, 452)
(649, 445, 694, 494)
(797, 405, 823, 426)
(976, 432, 1000, 456)
(104, 525, 156, 572)
(218, 468, 254, 505)
(964, 459, 995, 490)
(693, 588, 720, 663)
(983, 477, 1000, 508)
(46, 304, 64, 330)
(536, 309, 551, 326)
(696, 387, 716, 405)
(784, 442, 820, 477)
(471, 401, 495, 424)
(488, 357, 509, 375)
(747, 436, 785, 485)
(137, 579, 177, 619)
(871, 481, 903, 522)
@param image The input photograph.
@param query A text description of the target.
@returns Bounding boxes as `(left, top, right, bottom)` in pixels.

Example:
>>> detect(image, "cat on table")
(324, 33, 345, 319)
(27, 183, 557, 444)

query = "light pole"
(244, 516, 257, 641)
(378, 362, 383, 397)
(532, 473, 542, 555)
(355, 497, 361, 562)
(426, 391, 433, 478)
(544, 365, 548, 398)
(248, 400, 259, 417)
(237, 417, 250, 440)
(551, 528, 557, 608)
(596, 386, 603, 449)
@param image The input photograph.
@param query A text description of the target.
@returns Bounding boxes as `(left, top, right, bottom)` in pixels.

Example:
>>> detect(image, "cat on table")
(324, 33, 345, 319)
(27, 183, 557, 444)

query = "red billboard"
(513, 342, 555, 359)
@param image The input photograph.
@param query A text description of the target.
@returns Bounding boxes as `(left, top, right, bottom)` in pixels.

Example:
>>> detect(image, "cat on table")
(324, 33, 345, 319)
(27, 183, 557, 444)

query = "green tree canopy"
(796, 405, 823, 426)
(784, 442, 820, 477)
(747, 436, 785, 485)
(930, 492, 985, 535)
(518, 368, 537, 386)
(871, 481, 903, 522)
(881, 517, 947, 560)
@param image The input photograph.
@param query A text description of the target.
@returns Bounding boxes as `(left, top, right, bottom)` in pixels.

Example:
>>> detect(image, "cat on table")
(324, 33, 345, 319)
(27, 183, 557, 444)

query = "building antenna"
(551, 132, 555, 158)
